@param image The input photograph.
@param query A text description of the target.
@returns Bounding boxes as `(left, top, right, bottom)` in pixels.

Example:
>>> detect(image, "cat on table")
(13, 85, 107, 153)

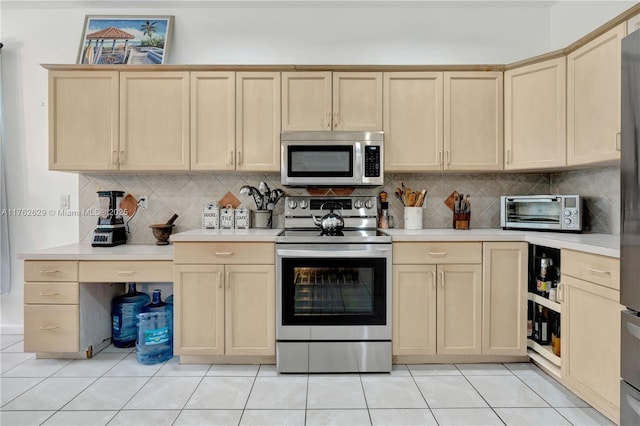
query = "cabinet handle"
(226, 271, 231, 289)
(119, 150, 125, 165)
(440, 271, 445, 288)
(39, 292, 60, 297)
(229, 150, 234, 165)
(429, 251, 447, 256)
(557, 282, 564, 302)
(616, 132, 622, 151)
(506, 149, 511, 165)
(446, 150, 451, 165)
(431, 270, 436, 289)
(333, 112, 339, 129)
(39, 270, 60, 274)
(111, 150, 118, 165)
(214, 251, 234, 257)
(117, 270, 136, 275)
(218, 271, 222, 289)
(326, 112, 332, 129)
(587, 267, 610, 275)
(40, 325, 59, 331)
(237, 151, 242, 165)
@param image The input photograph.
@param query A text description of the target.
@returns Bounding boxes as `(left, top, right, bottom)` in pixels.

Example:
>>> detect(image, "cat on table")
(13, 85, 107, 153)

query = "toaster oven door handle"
(505, 197, 559, 203)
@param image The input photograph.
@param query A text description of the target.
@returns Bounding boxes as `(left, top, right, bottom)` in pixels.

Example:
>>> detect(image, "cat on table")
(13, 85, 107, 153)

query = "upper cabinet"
(504, 58, 567, 170)
(567, 24, 625, 166)
(49, 71, 119, 171)
(191, 72, 236, 171)
(236, 72, 281, 172)
(628, 13, 640, 34)
(282, 72, 382, 131)
(383, 72, 443, 171)
(282, 72, 332, 131)
(119, 72, 190, 171)
(444, 72, 504, 171)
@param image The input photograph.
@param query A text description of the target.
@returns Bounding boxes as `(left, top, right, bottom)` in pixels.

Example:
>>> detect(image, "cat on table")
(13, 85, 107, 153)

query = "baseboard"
(1, 325, 24, 335)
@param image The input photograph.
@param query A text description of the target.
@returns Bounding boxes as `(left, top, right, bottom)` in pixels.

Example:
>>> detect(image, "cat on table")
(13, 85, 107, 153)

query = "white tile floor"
(0, 334, 614, 426)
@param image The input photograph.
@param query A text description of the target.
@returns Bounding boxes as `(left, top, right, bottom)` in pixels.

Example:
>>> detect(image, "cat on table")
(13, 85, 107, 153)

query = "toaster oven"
(500, 195, 582, 232)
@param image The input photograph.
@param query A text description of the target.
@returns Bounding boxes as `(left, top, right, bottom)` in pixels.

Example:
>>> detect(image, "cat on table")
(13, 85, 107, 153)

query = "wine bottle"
(533, 304, 541, 342)
(537, 306, 550, 345)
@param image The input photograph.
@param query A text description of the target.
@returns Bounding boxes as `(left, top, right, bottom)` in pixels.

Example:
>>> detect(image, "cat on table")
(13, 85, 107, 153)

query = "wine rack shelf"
(527, 338, 561, 366)
(528, 292, 561, 314)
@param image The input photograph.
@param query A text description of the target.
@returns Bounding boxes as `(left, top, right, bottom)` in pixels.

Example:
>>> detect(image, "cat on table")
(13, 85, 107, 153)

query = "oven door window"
(288, 145, 353, 178)
(281, 257, 386, 325)
(506, 199, 561, 224)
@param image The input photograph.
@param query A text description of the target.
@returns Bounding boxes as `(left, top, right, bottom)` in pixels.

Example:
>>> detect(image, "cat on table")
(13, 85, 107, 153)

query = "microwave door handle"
(506, 197, 559, 203)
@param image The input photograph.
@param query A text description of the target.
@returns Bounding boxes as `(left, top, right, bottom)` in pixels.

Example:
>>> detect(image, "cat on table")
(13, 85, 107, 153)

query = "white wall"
(0, 0, 634, 332)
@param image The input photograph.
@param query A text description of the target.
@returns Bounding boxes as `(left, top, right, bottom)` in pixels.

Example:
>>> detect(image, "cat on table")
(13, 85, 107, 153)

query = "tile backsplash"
(79, 166, 620, 244)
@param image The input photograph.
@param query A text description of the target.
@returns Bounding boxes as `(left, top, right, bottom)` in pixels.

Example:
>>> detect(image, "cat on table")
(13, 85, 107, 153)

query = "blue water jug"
(112, 283, 150, 348)
(136, 289, 173, 365)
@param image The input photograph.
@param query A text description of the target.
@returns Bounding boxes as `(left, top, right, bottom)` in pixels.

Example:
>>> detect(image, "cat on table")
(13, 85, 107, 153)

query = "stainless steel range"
(275, 196, 392, 373)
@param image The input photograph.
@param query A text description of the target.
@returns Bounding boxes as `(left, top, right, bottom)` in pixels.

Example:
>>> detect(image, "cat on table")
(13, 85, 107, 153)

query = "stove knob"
(288, 199, 298, 209)
(354, 200, 364, 209)
(364, 199, 374, 209)
(299, 199, 309, 209)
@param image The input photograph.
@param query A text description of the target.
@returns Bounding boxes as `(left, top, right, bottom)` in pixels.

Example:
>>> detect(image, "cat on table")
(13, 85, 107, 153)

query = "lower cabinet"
(563, 275, 621, 422)
(173, 244, 275, 358)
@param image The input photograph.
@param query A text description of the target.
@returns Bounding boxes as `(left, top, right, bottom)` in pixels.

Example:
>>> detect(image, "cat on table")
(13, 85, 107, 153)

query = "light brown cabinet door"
(333, 72, 383, 131)
(383, 72, 443, 171)
(505, 58, 567, 170)
(444, 72, 503, 171)
(236, 72, 281, 171)
(225, 265, 275, 356)
(437, 264, 483, 355)
(563, 275, 621, 422)
(282, 72, 332, 131)
(392, 264, 437, 356)
(49, 71, 119, 171)
(567, 24, 625, 166)
(24, 305, 79, 353)
(191, 72, 236, 171)
(173, 264, 225, 356)
(120, 72, 190, 171)
(482, 242, 528, 356)
(628, 14, 640, 34)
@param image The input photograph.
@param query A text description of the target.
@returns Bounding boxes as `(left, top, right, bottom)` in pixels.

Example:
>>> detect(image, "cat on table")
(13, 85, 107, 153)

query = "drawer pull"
(117, 270, 136, 275)
(215, 252, 234, 257)
(429, 251, 447, 256)
(40, 270, 60, 274)
(587, 267, 610, 275)
(626, 321, 640, 341)
(39, 292, 60, 297)
(39, 325, 60, 331)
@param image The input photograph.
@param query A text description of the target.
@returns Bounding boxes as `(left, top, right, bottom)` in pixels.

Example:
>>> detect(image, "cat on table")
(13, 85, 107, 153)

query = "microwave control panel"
(364, 145, 381, 177)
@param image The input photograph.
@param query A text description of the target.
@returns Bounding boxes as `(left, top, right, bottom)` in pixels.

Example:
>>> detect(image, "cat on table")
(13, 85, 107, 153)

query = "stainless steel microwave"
(281, 131, 384, 187)
(500, 195, 582, 232)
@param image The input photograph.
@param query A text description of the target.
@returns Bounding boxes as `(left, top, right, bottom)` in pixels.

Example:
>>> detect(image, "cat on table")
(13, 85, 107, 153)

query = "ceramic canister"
(235, 206, 250, 229)
(202, 204, 220, 229)
(220, 205, 235, 229)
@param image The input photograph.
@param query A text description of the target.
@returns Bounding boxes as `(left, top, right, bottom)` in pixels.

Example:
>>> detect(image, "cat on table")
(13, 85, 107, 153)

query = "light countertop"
(19, 228, 620, 260)
(18, 243, 174, 261)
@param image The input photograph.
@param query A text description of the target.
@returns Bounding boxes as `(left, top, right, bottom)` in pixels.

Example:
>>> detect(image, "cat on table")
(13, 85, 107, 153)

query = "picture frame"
(77, 15, 174, 65)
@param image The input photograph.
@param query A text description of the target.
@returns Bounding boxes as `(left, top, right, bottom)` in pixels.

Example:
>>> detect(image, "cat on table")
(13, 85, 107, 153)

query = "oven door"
(501, 196, 562, 230)
(276, 243, 392, 341)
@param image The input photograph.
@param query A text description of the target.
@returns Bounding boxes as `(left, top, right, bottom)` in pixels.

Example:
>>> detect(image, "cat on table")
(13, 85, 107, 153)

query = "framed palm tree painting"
(77, 15, 174, 65)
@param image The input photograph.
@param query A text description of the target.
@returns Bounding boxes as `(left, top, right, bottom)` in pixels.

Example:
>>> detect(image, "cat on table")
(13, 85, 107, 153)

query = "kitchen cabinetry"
(392, 242, 482, 356)
(383, 72, 443, 171)
(119, 72, 190, 171)
(190, 72, 236, 170)
(561, 249, 621, 422)
(444, 72, 503, 171)
(173, 242, 275, 358)
(24, 259, 172, 357)
(235, 72, 281, 171)
(281, 72, 382, 131)
(504, 58, 566, 170)
(48, 71, 119, 171)
(567, 24, 625, 166)
(628, 14, 640, 34)
(482, 242, 528, 356)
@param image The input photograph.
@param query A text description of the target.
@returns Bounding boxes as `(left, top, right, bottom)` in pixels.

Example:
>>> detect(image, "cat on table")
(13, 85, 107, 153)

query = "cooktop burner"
(276, 229, 391, 243)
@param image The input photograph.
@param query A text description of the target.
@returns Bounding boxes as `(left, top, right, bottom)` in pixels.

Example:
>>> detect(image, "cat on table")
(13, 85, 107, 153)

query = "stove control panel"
(284, 196, 378, 218)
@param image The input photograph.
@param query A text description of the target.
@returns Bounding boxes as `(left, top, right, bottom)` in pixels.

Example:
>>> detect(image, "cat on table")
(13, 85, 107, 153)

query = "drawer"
(393, 242, 482, 264)
(79, 261, 173, 282)
(174, 242, 274, 265)
(562, 249, 620, 290)
(24, 305, 79, 353)
(24, 282, 79, 304)
(24, 261, 78, 282)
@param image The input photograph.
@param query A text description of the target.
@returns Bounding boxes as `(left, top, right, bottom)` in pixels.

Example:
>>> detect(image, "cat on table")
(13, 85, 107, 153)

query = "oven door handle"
(277, 248, 390, 257)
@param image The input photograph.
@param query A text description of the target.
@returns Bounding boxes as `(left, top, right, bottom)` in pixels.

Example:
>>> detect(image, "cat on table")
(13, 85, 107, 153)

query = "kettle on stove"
(311, 202, 345, 235)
